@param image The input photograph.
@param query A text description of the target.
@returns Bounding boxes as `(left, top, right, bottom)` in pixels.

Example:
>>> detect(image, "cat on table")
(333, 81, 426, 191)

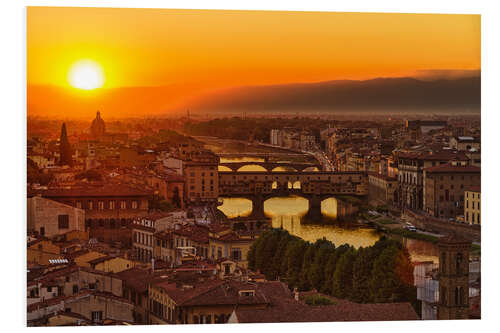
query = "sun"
(68, 60, 105, 90)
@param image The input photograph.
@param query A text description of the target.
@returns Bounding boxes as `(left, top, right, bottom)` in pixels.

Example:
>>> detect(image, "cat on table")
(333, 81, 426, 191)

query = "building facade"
(464, 186, 481, 225)
(183, 149, 219, 204)
(423, 164, 480, 219)
(27, 196, 85, 238)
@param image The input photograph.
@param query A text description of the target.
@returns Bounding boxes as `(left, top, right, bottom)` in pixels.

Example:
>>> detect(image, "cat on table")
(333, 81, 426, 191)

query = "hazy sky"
(27, 7, 480, 117)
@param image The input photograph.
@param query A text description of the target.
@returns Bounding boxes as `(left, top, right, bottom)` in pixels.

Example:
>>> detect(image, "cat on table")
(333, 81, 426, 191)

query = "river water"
(209, 142, 439, 263)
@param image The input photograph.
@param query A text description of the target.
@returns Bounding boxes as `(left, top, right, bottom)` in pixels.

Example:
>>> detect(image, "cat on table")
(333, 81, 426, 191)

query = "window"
(239, 290, 255, 297)
(231, 248, 242, 261)
(76, 201, 82, 209)
(441, 286, 447, 304)
(109, 201, 115, 209)
(456, 253, 463, 275)
(120, 201, 127, 209)
(132, 201, 138, 209)
(73, 285, 79, 294)
(441, 252, 446, 273)
(58, 215, 69, 229)
(88, 201, 93, 210)
(91, 311, 103, 322)
(98, 201, 104, 210)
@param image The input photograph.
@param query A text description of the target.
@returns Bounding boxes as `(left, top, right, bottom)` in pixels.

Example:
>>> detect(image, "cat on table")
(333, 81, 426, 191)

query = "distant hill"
(27, 76, 480, 118)
(185, 77, 481, 112)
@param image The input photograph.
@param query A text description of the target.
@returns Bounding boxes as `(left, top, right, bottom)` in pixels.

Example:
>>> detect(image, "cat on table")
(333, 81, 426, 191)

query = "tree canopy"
(247, 229, 418, 310)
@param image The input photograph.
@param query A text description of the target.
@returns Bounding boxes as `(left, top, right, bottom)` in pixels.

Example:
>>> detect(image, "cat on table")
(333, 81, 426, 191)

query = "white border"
(2, 1, 499, 332)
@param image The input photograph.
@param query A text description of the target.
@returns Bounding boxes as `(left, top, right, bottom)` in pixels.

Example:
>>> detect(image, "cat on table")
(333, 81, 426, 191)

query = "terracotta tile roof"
(26, 289, 134, 312)
(181, 281, 269, 307)
(234, 296, 419, 323)
(466, 185, 481, 192)
(87, 255, 115, 265)
(114, 267, 152, 293)
(397, 151, 469, 161)
(28, 184, 153, 198)
(423, 164, 480, 173)
(173, 225, 209, 244)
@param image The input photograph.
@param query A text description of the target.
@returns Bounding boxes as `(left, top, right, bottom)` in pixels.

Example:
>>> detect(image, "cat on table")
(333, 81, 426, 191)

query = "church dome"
(90, 111, 106, 138)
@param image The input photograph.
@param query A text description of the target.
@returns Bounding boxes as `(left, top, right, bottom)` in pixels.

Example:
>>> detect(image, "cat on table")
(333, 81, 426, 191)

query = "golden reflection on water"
(218, 196, 379, 248)
(216, 157, 437, 261)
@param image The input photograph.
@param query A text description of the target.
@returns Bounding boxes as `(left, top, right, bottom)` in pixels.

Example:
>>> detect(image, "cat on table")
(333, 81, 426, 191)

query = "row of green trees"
(183, 117, 323, 143)
(247, 229, 417, 308)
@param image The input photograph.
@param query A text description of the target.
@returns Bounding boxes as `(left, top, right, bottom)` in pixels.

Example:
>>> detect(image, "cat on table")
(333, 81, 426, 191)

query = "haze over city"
(28, 7, 480, 118)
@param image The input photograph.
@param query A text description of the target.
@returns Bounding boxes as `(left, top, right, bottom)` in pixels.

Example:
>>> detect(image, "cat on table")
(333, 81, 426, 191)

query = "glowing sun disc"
(68, 60, 105, 90)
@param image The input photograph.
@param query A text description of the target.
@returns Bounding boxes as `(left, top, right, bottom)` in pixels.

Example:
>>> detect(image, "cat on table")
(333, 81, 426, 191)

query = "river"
(201, 138, 439, 263)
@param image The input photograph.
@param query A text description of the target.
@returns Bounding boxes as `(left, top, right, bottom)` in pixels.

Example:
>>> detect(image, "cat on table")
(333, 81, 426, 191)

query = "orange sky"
(27, 7, 480, 117)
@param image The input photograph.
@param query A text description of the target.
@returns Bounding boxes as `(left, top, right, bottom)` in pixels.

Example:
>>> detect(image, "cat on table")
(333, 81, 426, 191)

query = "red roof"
(234, 296, 419, 323)
(397, 151, 469, 161)
(28, 184, 153, 198)
(424, 163, 480, 173)
(466, 185, 481, 193)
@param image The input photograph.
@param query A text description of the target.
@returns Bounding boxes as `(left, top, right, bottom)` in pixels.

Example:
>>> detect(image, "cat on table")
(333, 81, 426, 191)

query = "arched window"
(441, 286, 447, 304)
(456, 252, 463, 275)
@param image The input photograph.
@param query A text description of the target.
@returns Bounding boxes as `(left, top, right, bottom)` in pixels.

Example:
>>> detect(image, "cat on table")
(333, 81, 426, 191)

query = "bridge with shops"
(218, 170, 367, 220)
(218, 161, 321, 172)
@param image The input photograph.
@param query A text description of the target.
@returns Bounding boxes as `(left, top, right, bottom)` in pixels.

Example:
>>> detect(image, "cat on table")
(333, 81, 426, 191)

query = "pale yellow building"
(465, 186, 481, 225)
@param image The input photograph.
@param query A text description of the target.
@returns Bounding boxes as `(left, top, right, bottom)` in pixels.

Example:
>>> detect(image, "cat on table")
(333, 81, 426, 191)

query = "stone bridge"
(218, 161, 321, 172)
(218, 171, 368, 220)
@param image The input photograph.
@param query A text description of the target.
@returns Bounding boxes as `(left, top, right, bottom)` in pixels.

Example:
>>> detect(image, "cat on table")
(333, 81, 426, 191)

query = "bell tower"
(437, 235, 471, 320)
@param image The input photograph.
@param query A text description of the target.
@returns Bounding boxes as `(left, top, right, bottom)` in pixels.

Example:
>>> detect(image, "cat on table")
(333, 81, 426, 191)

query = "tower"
(437, 235, 471, 320)
(59, 123, 72, 166)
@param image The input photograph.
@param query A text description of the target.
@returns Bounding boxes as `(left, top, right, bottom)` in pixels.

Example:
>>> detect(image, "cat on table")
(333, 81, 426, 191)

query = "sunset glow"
(68, 60, 104, 90)
(26, 7, 481, 118)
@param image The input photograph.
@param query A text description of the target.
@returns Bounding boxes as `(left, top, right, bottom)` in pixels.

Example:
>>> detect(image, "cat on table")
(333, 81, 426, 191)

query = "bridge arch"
(218, 165, 233, 172)
(272, 166, 298, 172)
(237, 164, 268, 172)
(303, 166, 320, 172)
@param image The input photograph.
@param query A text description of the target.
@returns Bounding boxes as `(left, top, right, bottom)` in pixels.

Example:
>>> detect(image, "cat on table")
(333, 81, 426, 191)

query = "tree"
(298, 243, 316, 291)
(284, 240, 307, 289)
(350, 247, 374, 303)
(332, 248, 357, 299)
